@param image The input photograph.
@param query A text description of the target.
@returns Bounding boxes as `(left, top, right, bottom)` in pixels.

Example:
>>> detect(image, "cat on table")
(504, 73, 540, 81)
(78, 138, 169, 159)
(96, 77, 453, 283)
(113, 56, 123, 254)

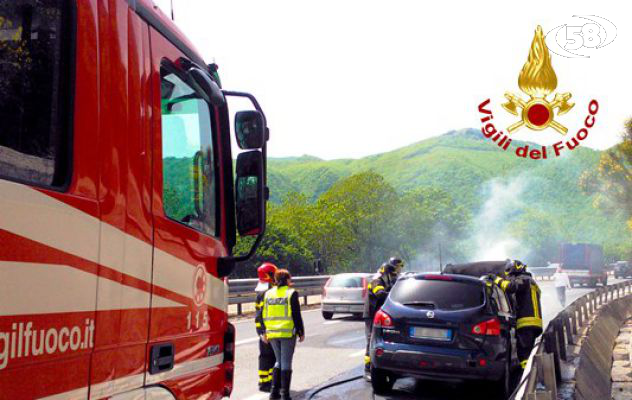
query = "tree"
(393, 188, 471, 270)
(316, 172, 399, 271)
(581, 119, 632, 258)
(232, 200, 314, 278)
(509, 208, 562, 267)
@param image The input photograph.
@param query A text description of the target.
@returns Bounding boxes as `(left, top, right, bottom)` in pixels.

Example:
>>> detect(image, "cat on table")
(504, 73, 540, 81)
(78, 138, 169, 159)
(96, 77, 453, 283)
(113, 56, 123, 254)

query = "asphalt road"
(230, 279, 627, 400)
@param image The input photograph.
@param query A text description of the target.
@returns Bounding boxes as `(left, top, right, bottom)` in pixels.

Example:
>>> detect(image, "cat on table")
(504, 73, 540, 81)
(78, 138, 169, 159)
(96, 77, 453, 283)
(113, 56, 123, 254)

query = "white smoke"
(471, 176, 530, 261)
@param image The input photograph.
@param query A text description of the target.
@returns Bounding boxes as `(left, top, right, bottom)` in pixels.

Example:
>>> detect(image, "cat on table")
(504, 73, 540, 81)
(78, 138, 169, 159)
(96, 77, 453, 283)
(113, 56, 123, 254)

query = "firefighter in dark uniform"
(363, 257, 404, 377)
(255, 262, 278, 392)
(493, 259, 543, 369)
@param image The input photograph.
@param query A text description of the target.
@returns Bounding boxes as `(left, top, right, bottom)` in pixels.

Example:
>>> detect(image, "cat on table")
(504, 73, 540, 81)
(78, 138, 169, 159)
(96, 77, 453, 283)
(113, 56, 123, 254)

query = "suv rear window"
(329, 276, 364, 288)
(390, 278, 485, 310)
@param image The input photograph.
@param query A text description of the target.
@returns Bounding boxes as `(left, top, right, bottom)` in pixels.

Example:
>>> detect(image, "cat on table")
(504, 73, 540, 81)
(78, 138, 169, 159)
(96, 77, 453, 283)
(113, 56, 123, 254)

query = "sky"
(154, 0, 631, 159)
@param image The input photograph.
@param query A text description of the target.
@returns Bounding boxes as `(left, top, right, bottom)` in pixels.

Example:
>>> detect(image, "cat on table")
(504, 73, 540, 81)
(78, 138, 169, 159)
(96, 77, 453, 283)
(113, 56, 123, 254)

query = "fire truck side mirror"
(235, 110, 265, 149)
(188, 67, 225, 107)
(235, 150, 265, 236)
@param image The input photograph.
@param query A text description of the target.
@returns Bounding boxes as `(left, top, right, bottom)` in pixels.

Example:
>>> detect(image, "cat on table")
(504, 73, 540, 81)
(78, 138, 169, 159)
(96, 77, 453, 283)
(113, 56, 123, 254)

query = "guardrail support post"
(534, 352, 557, 400)
(610, 286, 614, 302)
(543, 331, 562, 382)
(570, 306, 578, 336)
(577, 301, 584, 328)
(237, 303, 242, 316)
(597, 288, 603, 306)
(304, 295, 308, 305)
(555, 319, 567, 361)
(563, 311, 574, 345)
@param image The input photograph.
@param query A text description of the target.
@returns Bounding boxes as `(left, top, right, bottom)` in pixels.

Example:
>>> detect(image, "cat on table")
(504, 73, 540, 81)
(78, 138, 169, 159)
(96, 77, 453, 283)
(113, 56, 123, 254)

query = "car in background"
(614, 261, 632, 279)
(369, 273, 517, 398)
(322, 273, 373, 319)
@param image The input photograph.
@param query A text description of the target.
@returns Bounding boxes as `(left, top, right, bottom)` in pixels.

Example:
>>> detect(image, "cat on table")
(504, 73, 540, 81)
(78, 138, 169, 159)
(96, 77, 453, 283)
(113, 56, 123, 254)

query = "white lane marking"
(323, 320, 341, 325)
(242, 393, 269, 400)
(348, 349, 366, 358)
(330, 335, 364, 346)
(236, 336, 260, 346)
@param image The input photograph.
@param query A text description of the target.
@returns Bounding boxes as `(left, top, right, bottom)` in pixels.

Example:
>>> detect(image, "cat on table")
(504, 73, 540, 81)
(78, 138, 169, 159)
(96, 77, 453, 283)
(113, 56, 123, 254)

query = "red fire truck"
(0, 0, 268, 398)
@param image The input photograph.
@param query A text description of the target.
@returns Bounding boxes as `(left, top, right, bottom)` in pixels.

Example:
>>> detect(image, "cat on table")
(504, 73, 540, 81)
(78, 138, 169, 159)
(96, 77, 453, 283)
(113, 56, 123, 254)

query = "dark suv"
(614, 261, 631, 279)
(369, 273, 517, 397)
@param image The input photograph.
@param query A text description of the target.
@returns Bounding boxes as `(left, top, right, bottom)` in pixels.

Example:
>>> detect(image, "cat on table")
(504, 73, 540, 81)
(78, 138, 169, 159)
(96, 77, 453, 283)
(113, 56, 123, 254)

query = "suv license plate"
(410, 326, 452, 341)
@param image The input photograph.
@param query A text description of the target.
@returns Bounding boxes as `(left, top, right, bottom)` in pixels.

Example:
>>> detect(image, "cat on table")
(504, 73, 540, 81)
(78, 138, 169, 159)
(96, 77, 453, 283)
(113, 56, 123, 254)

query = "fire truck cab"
(0, 0, 267, 398)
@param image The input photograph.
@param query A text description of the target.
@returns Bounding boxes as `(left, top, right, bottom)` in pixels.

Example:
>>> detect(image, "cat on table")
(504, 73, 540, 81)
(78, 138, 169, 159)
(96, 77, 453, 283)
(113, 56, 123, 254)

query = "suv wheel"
(371, 367, 395, 394)
(322, 311, 333, 320)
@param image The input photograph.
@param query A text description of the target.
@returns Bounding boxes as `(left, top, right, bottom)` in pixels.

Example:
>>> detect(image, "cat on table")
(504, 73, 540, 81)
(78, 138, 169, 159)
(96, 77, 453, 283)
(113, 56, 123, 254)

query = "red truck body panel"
(0, 1, 235, 398)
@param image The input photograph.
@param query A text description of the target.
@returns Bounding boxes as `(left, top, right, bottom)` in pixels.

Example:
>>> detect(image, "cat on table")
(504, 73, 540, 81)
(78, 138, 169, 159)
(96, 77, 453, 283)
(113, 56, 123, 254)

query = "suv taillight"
(362, 277, 367, 298)
(373, 309, 394, 328)
(323, 277, 332, 297)
(471, 318, 501, 336)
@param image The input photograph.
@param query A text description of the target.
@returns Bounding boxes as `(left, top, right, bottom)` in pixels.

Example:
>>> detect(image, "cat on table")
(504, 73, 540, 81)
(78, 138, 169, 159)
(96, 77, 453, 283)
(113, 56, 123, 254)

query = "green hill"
(268, 128, 592, 206)
(266, 128, 628, 260)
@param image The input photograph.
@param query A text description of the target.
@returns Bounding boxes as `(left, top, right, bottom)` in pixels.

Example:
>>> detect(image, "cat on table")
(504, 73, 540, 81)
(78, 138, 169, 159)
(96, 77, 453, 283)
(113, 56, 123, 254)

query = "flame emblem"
(502, 26, 574, 135)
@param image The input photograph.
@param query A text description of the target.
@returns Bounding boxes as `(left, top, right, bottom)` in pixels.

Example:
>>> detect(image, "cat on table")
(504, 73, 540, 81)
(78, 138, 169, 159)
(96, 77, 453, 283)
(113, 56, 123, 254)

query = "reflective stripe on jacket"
(494, 274, 543, 332)
(263, 286, 296, 339)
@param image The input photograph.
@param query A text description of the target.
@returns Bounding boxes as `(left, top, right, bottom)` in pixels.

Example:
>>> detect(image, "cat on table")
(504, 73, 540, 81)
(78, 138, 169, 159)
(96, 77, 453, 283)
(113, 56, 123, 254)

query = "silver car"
(321, 273, 372, 319)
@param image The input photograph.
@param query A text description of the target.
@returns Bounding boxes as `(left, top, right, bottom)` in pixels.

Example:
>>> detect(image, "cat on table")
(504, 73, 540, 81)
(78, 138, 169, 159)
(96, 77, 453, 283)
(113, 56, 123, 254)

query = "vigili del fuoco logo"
(477, 25, 599, 160)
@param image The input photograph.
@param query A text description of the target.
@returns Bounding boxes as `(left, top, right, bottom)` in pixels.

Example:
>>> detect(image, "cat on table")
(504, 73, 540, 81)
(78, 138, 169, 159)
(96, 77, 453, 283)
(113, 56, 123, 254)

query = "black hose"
(307, 375, 364, 399)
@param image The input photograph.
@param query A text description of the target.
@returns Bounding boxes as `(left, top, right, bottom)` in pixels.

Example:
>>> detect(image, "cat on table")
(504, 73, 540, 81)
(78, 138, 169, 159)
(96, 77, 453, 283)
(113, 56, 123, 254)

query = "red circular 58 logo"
(193, 265, 207, 307)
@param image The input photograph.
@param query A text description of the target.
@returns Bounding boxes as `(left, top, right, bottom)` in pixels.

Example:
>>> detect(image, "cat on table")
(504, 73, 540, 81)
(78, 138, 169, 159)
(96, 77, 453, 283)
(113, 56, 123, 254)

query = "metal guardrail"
(228, 275, 330, 315)
(510, 280, 632, 399)
(228, 268, 576, 315)
(530, 266, 556, 280)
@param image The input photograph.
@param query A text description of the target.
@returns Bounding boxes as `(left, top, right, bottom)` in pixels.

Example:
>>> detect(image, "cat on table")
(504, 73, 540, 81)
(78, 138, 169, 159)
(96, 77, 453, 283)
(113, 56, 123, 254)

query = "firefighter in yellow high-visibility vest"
(493, 259, 543, 369)
(363, 257, 403, 378)
(262, 269, 304, 400)
(255, 263, 278, 393)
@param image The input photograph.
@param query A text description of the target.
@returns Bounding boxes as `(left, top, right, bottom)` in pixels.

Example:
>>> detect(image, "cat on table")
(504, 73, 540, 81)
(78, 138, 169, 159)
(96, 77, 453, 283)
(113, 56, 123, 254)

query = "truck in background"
(0, 0, 268, 398)
(560, 243, 607, 287)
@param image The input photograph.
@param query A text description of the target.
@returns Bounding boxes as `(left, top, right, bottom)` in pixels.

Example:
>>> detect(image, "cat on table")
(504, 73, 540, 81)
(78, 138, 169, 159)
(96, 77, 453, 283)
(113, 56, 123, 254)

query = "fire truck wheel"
(322, 311, 333, 320)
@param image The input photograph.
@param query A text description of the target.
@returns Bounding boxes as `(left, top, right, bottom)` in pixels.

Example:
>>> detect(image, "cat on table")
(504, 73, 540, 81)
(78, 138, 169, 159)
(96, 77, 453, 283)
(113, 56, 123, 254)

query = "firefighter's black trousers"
(258, 338, 276, 390)
(516, 327, 540, 368)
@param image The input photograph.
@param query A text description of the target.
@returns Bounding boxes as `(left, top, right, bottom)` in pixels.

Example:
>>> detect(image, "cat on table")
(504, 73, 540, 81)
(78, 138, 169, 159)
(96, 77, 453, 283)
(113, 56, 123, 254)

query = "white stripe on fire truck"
(37, 355, 223, 400)
(0, 261, 182, 316)
(0, 179, 227, 312)
(88, 372, 145, 400)
(145, 353, 224, 385)
(38, 386, 89, 400)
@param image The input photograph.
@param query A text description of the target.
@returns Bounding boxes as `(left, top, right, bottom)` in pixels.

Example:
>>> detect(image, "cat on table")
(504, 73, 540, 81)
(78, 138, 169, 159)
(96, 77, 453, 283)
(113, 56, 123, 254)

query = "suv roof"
(402, 273, 486, 286)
